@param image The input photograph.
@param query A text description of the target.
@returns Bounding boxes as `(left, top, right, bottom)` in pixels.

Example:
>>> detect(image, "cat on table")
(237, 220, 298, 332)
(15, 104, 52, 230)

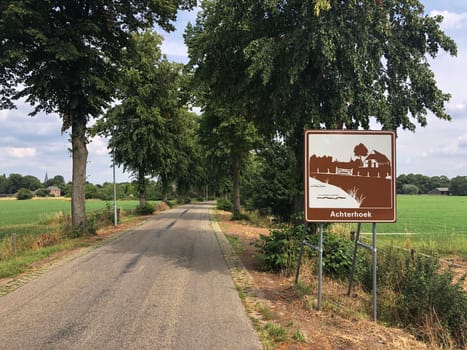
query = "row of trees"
(0, 1, 458, 231)
(1, 0, 196, 233)
(0, 173, 65, 195)
(185, 0, 457, 219)
(0, 172, 189, 202)
(397, 174, 467, 196)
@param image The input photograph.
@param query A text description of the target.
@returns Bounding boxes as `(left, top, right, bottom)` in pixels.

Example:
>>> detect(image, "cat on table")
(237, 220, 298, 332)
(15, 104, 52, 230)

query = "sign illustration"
(305, 130, 396, 222)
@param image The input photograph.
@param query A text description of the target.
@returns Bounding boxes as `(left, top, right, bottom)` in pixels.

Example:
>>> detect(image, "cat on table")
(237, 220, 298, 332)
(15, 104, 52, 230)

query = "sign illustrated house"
(363, 150, 391, 173)
(305, 130, 396, 223)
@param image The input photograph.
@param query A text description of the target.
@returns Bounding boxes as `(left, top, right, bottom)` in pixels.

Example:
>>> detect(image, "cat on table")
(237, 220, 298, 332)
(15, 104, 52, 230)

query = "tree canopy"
(0, 0, 195, 233)
(95, 31, 194, 206)
(186, 0, 457, 215)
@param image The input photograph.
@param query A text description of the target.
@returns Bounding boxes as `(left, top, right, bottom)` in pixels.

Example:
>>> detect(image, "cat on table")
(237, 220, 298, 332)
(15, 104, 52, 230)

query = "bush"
(312, 232, 366, 281)
(365, 248, 467, 348)
(402, 184, 419, 194)
(35, 188, 50, 197)
(16, 188, 33, 200)
(397, 256, 466, 347)
(135, 203, 155, 215)
(255, 224, 303, 274)
(255, 223, 366, 279)
(217, 198, 233, 211)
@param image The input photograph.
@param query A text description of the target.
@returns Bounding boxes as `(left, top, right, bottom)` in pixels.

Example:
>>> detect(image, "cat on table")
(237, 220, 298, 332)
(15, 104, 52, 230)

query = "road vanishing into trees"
(0, 202, 262, 350)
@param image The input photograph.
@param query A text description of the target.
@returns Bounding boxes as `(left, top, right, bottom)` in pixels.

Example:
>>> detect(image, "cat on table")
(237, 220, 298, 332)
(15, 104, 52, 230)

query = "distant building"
(428, 187, 450, 195)
(47, 186, 61, 197)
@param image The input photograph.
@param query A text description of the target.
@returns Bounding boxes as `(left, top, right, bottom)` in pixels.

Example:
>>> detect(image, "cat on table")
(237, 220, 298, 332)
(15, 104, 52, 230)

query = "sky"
(1, 1, 466, 185)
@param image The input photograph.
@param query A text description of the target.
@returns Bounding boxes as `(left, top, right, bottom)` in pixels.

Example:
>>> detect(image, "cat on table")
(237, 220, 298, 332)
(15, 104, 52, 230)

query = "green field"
(1, 196, 466, 256)
(356, 195, 467, 256)
(0, 199, 156, 240)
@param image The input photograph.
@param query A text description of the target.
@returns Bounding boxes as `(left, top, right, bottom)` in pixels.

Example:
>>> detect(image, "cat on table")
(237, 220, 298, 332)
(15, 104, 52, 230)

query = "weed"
(264, 322, 287, 343)
(295, 280, 312, 297)
(226, 234, 242, 255)
(293, 329, 306, 343)
(257, 304, 279, 321)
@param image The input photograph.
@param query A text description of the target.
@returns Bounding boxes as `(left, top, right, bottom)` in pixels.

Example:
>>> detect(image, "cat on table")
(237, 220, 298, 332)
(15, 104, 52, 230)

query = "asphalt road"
(0, 202, 262, 350)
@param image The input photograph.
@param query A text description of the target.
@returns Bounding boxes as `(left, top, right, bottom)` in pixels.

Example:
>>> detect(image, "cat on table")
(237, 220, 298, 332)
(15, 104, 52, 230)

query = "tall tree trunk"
(71, 115, 88, 234)
(231, 153, 241, 219)
(161, 174, 168, 202)
(293, 128, 305, 215)
(137, 169, 146, 208)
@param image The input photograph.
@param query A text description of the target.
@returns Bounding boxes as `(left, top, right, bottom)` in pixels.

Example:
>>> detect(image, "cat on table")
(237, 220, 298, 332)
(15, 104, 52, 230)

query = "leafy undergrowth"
(215, 210, 466, 350)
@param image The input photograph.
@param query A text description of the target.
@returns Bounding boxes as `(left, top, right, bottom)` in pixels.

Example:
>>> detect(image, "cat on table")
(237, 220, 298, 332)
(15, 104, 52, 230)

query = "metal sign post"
(371, 222, 377, 321)
(347, 222, 378, 321)
(295, 222, 323, 310)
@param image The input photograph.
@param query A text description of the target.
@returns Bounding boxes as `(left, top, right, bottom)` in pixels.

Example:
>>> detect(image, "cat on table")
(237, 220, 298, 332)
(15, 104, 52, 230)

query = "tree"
(450, 176, 467, 196)
(430, 175, 450, 189)
(45, 175, 65, 188)
(95, 31, 187, 208)
(198, 106, 260, 218)
(171, 110, 207, 203)
(5, 173, 24, 194)
(85, 183, 99, 199)
(186, 5, 262, 217)
(0, 0, 195, 234)
(0, 174, 6, 193)
(186, 0, 457, 215)
(243, 141, 297, 221)
(402, 184, 419, 195)
(23, 175, 42, 191)
(16, 188, 33, 200)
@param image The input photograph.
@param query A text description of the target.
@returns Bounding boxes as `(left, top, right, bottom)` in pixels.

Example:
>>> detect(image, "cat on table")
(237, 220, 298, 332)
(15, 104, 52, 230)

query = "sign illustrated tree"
(354, 143, 369, 162)
(0, 0, 194, 234)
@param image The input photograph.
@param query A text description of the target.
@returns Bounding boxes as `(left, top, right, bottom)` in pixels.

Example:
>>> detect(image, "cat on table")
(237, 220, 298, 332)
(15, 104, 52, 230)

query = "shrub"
(255, 224, 303, 274)
(135, 203, 155, 215)
(35, 188, 50, 197)
(256, 223, 366, 279)
(321, 233, 365, 280)
(16, 188, 33, 200)
(365, 248, 467, 348)
(397, 256, 466, 347)
(217, 198, 233, 211)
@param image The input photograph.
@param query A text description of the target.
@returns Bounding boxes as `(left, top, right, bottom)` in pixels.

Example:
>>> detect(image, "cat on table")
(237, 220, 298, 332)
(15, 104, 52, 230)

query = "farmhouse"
(428, 187, 450, 195)
(47, 186, 61, 197)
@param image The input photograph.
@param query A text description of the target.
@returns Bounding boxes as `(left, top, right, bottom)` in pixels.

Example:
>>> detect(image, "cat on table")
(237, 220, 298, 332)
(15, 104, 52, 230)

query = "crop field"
(0, 199, 155, 240)
(356, 195, 467, 256)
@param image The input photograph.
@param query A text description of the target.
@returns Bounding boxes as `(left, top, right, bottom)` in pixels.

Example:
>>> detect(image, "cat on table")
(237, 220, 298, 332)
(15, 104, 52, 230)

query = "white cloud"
(88, 136, 110, 156)
(161, 39, 188, 59)
(4, 147, 37, 159)
(430, 10, 467, 29)
(447, 103, 466, 113)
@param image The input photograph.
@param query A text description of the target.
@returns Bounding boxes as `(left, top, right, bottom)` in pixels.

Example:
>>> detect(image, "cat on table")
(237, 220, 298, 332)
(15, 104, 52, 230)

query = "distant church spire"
(44, 170, 49, 183)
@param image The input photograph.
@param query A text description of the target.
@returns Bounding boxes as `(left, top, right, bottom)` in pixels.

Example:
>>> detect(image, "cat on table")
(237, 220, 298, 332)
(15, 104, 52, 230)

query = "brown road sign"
(305, 130, 396, 222)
